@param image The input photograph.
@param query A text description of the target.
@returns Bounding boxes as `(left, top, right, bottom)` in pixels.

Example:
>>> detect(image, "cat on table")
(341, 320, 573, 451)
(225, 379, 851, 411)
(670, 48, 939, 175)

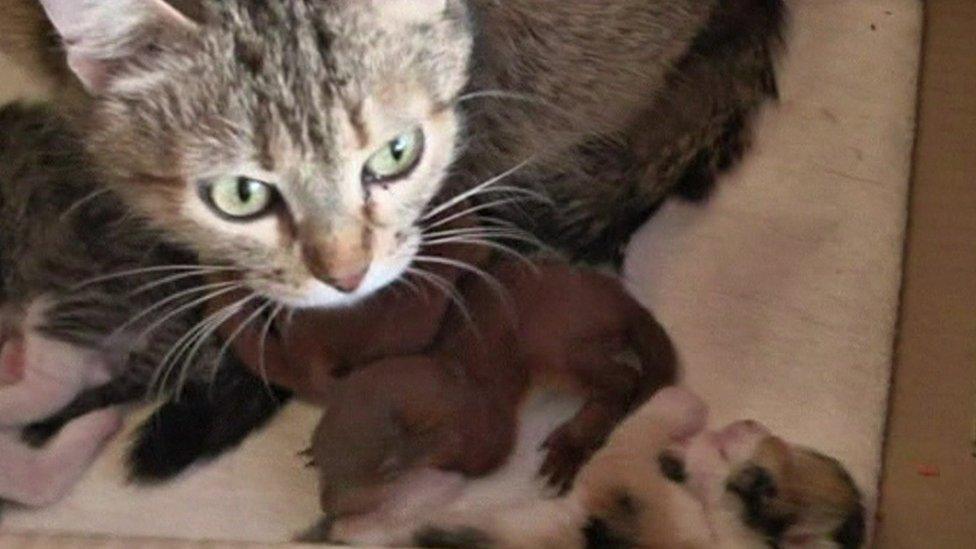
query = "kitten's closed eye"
(727, 465, 777, 500)
(658, 452, 686, 483)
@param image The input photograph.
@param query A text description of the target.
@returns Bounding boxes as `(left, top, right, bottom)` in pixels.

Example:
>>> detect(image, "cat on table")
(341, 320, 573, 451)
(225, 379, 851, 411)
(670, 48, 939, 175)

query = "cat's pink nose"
(330, 268, 368, 293)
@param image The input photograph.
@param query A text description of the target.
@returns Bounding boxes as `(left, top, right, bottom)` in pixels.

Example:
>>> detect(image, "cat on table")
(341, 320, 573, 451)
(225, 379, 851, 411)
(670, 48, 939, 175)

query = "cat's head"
(40, 0, 472, 307)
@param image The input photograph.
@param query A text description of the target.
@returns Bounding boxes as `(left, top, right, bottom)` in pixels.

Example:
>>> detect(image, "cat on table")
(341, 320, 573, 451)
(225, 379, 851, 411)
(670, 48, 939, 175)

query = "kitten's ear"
(373, 0, 452, 24)
(38, 0, 199, 93)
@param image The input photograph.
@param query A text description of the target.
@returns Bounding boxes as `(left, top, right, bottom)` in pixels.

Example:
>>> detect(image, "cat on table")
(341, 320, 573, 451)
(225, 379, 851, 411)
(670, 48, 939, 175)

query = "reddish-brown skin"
(310, 259, 677, 516)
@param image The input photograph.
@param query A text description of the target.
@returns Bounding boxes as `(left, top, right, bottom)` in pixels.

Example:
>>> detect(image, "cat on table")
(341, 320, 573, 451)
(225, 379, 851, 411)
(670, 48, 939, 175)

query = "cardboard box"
(877, 2, 976, 547)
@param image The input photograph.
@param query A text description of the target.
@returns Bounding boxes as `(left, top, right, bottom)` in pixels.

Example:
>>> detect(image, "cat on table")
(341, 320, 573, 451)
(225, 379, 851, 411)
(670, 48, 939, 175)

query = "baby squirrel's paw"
(539, 426, 599, 493)
(298, 447, 316, 468)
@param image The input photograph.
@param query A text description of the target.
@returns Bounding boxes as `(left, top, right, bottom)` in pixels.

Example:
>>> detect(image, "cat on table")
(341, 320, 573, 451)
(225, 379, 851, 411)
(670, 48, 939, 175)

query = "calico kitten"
(0, 102, 287, 488)
(31, 0, 784, 477)
(413, 388, 866, 549)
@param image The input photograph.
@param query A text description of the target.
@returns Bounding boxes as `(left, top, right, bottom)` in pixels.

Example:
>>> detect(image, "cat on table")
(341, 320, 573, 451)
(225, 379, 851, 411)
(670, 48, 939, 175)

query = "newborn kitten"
(0, 102, 285, 491)
(305, 257, 676, 521)
(1, 335, 121, 507)
(414, 388, 866, 549)
(33, 0, 783, 477)
(1, 409, 122, 508)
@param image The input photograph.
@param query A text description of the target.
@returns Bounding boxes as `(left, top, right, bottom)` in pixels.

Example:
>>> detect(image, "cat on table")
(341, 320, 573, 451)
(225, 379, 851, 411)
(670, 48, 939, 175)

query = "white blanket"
(1, 0, 922, 545)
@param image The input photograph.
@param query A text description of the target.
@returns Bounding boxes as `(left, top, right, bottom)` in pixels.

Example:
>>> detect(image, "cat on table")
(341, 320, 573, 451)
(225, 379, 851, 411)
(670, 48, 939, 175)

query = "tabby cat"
(28, 0, 784, 479)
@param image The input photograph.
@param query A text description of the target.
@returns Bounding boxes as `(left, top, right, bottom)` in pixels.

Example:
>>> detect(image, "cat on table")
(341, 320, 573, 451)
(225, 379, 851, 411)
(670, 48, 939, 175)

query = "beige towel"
(1, 0, 922, 545)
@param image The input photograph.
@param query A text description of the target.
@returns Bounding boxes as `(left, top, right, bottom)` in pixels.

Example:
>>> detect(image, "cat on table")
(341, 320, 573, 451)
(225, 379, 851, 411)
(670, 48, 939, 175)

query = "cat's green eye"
(362, 128, 425, 185)
(203, 176, 276, 220)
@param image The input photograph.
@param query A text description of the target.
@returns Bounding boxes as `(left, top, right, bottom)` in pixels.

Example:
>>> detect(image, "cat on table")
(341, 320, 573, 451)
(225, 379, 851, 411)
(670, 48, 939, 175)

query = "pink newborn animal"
(0, 329, 122, 507)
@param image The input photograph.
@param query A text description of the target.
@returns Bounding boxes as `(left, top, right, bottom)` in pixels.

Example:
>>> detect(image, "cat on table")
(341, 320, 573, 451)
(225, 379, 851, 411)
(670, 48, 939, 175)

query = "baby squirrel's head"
(312, 361, 459, 517)
(660, 420, 865, 548)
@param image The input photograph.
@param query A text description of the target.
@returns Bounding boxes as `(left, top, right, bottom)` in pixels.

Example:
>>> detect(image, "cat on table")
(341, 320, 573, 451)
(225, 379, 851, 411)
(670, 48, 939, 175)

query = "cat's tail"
(127, 357, 291, 483)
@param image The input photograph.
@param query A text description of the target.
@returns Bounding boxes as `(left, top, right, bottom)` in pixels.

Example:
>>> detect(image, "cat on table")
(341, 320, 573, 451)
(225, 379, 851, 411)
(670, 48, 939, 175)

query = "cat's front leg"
(0, 407, 122, 507)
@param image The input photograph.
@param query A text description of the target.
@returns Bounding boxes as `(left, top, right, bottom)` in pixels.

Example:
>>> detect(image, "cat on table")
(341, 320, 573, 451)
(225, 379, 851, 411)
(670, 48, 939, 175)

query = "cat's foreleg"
(0, 408, 122, 507)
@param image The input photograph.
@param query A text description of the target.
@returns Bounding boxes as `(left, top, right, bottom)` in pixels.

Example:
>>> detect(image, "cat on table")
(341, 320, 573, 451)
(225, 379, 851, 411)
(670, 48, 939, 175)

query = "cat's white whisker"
(127, 266, 244, 297)
(454, 90, 573, 120)
(158, 291, 255, 400)
(70, 264, 239, 291)
(427, 184, 550, 221)
(59, 187, 113, 222)
(407, 266, 489, 343)
(423, 197, 529, 232)
(146, 286, 249, 400)
(422, 158, 536, 222)
(421, 238, 541, 272)
(412, 254, 515, 315)
(422, 224, 531, 238)
(475, 184, 554, 205)
(421, 227, 544, 247)
(257, 302, 287, 392)
(193, 295, 269, 392)
(115, 280, 243, 343)
(213, 298, 274, 375)
(392, 273, 426, 301)
(179, 293, 258, 393)
(404, 266, 474, 327)
(477, 215, 524, 231)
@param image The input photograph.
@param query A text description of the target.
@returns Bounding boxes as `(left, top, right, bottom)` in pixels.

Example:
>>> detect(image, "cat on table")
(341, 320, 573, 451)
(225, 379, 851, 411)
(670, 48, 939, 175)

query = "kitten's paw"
(641, 386, 707, 440)
(0, 335, 25, 385)
(73, 408, 124, 441)
(75, 408, 123, 440)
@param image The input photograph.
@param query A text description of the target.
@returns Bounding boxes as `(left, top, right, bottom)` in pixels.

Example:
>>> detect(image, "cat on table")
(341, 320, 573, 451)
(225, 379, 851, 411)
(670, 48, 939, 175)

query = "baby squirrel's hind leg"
(539, 340, 644, 492)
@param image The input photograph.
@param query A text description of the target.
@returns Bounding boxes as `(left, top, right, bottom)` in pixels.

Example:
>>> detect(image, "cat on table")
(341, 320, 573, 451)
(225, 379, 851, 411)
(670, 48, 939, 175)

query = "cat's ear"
(38, 0, 199, 93)
(373, 0, 452, 25)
